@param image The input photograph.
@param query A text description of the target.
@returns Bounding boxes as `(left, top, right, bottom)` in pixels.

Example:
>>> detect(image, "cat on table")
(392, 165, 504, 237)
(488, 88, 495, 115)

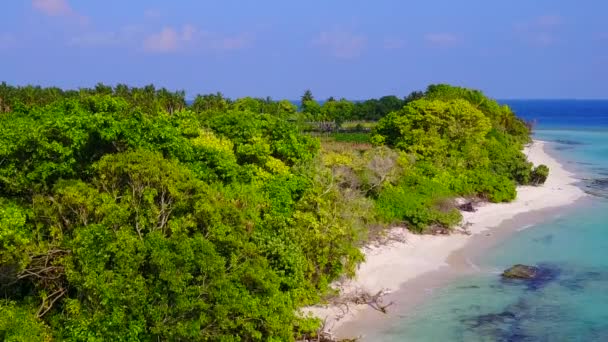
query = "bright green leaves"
(376, 170, 462, 232)
(424, 84, 531, 142)
(371, 85, 539, 229)
(0, 301, 52, 342)
(0, 106, 88, 195)
(191, 92, 229, 113)
(531, 164, 550, 185)
(63, 223, 149, 341)
(0, 96, 189, 196)
(373, 99, 491, 158)
(37, 148, 304, 341)
(209, 110, 319, 169)
(0, 200, 30, 251)
(0, 200, 32, 270)
(320, 99, 354, 126)
(94, 150, 195, 237)
(0, 83, 538, 341)
(189, 129, 240, 183)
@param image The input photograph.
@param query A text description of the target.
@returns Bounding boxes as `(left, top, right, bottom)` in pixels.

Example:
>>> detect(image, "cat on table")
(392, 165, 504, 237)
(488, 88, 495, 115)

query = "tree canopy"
(0, 83, 545, 341)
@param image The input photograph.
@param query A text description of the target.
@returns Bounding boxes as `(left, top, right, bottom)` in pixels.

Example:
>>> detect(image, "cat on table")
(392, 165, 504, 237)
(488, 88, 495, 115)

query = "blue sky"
(1, 0, 607, 99)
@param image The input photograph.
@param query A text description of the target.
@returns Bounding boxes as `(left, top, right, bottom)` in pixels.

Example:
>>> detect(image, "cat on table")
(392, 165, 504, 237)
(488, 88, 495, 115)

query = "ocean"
(365, 100, 608, 341)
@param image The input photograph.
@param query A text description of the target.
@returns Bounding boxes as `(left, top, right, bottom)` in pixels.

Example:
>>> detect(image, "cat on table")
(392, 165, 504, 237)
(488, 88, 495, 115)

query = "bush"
(376, 178, 462, 233)
(530, 164, 550, 185)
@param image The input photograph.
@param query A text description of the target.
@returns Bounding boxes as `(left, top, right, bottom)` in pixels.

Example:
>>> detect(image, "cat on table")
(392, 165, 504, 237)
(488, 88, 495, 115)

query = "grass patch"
(340, 121, 377, 130)
(331, 132, 371, 143)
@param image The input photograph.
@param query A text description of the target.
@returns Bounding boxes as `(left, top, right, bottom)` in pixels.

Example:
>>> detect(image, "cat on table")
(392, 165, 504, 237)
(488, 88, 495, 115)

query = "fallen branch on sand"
(343, 288, 394, 314)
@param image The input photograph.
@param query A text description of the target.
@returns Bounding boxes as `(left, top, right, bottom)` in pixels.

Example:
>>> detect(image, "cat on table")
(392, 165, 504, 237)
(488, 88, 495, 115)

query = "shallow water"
(366, 101, 608, 341)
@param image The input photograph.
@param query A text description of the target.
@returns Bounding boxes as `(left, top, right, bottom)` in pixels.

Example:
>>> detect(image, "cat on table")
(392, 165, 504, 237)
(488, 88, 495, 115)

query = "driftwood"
(297, 288, 392, 342)
(338, 288, 394, 314)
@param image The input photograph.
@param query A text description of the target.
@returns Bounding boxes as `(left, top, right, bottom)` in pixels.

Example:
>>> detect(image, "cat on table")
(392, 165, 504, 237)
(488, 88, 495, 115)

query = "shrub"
(530, 164, 550, 185)
(375, 177, 462, 233)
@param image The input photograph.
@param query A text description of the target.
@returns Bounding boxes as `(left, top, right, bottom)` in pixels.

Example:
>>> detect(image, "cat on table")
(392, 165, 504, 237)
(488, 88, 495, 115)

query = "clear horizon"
(2, 1, 608, 99)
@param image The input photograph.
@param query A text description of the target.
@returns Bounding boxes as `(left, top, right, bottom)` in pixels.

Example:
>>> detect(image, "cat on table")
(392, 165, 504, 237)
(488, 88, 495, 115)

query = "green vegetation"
(331, 132, 371, 144)
(370, 85, 542, 229)
(531, 164, 550, 185)
(0, 82, 547, 341)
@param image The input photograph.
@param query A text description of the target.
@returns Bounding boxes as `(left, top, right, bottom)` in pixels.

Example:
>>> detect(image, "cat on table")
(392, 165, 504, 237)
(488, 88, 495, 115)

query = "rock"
(458, 201, 476, 212)
(502, 265, 539, 279)
(554, 139, 584, 146)
(501, 263, 561, 291)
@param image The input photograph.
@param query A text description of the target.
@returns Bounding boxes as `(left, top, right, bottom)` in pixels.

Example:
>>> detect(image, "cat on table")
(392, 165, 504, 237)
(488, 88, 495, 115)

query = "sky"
(1, 0, 608, 100)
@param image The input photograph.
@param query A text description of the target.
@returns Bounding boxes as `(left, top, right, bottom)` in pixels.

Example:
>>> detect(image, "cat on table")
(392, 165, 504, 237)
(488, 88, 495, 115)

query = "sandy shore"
(303, 140, 587, 337)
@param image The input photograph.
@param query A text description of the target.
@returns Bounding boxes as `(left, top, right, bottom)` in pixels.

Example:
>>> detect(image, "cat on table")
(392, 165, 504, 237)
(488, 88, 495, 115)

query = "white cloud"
(515, 14, 563, 47)
(313, 29, 367, 59)
(143, 26, 183, 52)
(142, 25, 255, 54)
(32, 0, 71, 16)
(32, 0, 88, 24)
(424, 33, 461, 47)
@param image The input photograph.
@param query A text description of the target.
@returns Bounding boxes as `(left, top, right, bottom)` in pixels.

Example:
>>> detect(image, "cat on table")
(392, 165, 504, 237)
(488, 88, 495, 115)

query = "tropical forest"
(0, 82, 547, 341)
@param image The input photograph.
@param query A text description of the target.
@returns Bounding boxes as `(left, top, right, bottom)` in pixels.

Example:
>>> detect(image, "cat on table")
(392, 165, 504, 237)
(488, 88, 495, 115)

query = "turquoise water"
(367, 105, 608, 341)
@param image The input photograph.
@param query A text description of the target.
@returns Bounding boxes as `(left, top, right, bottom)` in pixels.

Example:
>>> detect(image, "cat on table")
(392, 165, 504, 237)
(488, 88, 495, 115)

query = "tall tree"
(301, 89, 314, 103)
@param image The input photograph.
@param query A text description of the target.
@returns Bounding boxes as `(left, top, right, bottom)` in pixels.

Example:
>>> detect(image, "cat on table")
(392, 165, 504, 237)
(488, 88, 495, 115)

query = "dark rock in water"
(502, 265, 539, 279)
(458, 201, 476, 212)
(501, 264, 561, 291)
(462, 307, 530, 341)
(554, 139, 584, 145)
(591, 178, 608, 189)
(461, 298, 548, 341)
(469, 311, 517, 328)
(583, 189, 608, 199)
(584, 177, 608, 199)
(456, 285, 481, 290)
(527, 264, 561, 291)
(559, 270, 607, 291)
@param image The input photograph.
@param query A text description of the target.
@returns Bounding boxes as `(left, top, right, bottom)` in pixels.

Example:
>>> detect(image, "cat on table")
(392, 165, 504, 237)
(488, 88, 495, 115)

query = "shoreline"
(303, 140, 587, 339)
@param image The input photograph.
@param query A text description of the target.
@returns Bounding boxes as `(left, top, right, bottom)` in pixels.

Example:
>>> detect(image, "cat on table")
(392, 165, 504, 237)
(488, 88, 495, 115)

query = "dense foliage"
(371, 85, 539, 230)
(299, 92, 413, 125)
(0, 83, 544, 341)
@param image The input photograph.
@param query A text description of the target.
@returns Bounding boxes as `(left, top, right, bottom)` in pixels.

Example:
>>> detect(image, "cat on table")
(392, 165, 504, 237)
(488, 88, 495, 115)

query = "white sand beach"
(304, 140, 587, 335)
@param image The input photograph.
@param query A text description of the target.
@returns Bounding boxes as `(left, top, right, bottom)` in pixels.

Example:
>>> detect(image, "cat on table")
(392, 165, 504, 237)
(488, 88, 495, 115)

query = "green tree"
(320, 98, 354, 127)
(301, 89, 314, 103)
